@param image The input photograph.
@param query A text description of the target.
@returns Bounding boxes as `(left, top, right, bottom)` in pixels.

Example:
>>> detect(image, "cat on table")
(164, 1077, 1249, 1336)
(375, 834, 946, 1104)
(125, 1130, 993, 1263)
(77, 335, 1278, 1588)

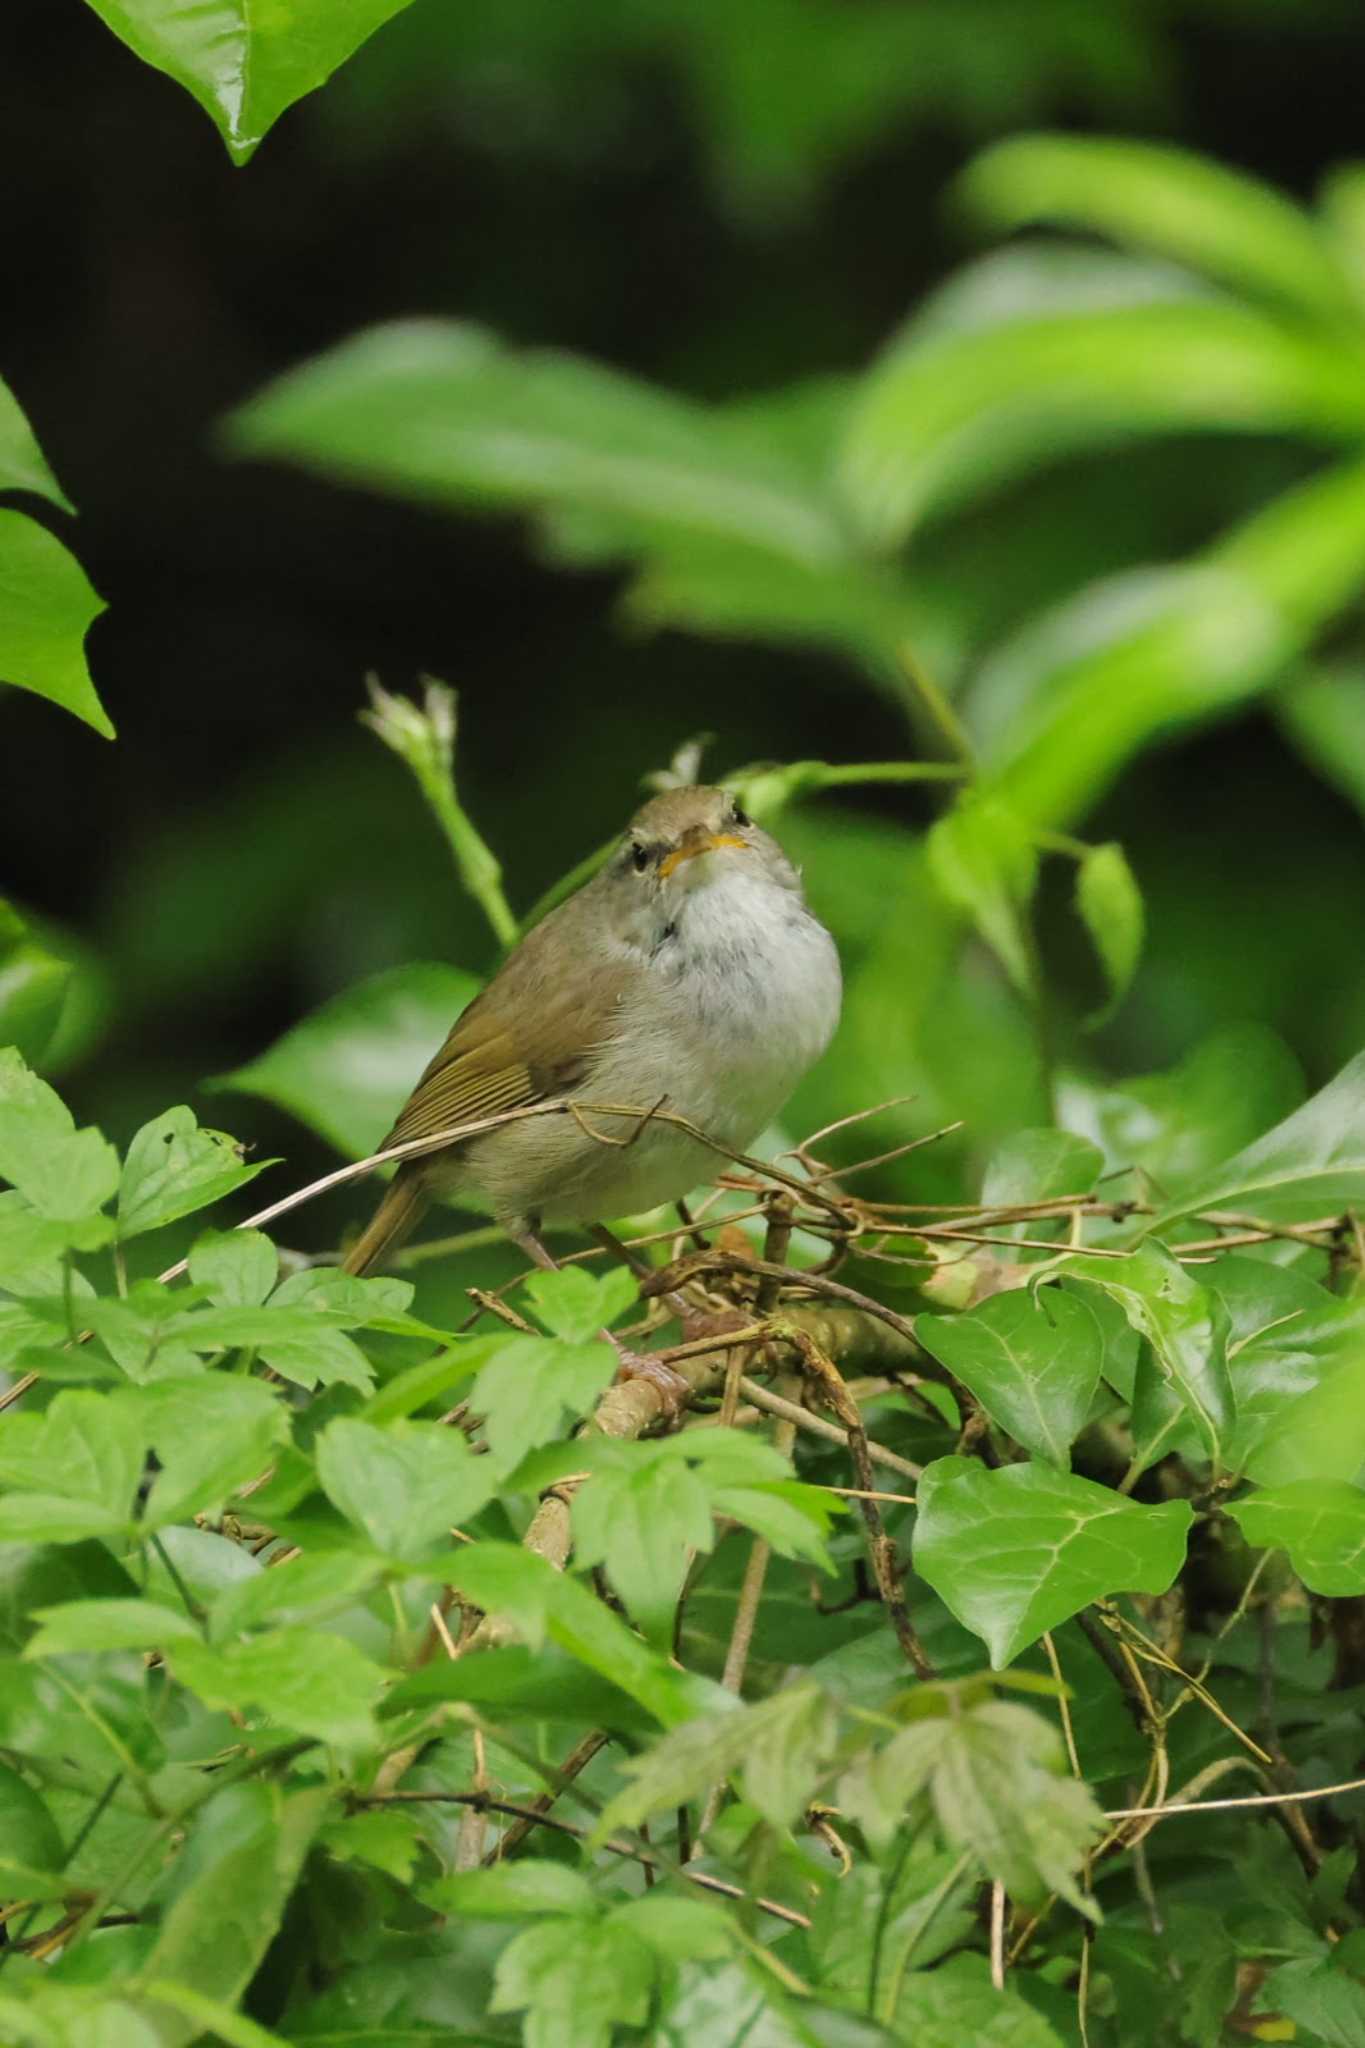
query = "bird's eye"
(731, 803, 750, 829)
(631, 842, 650, 873)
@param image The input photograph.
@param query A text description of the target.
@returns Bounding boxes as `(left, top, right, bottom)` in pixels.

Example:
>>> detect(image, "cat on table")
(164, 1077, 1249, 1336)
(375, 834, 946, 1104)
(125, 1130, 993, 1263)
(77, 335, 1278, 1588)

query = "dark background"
(3, 0, 1364, 1223)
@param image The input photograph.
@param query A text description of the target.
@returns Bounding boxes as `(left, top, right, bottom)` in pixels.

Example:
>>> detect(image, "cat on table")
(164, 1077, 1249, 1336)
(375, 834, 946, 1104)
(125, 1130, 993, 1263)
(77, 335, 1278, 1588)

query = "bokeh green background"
(4, 0, 1365, 1279)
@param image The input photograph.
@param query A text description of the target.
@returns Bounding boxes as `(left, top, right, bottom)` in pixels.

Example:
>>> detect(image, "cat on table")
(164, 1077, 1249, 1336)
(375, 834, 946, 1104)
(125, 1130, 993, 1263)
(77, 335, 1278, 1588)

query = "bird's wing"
(381, 931, 627, 1158)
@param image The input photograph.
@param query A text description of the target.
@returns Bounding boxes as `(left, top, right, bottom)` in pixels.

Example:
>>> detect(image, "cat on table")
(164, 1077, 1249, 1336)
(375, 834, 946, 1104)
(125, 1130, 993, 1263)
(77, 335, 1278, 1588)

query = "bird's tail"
(342, 1172, 429, 1275)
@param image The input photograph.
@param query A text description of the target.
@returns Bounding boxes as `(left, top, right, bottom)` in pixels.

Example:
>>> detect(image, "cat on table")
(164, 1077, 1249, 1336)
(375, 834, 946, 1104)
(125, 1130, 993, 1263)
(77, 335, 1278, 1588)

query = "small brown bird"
(344, 784, 841, 1389)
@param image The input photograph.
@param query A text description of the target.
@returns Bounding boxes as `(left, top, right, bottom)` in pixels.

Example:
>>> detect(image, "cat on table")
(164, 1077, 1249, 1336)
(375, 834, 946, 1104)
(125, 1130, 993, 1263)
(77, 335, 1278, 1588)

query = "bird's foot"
(608, 1341, 691, 1421)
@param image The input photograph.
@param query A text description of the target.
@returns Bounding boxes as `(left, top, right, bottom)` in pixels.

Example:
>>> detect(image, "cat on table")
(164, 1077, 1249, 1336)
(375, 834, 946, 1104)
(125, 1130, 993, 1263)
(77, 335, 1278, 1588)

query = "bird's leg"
(510, 1225, 691, 1418)
(592, 1224, 751, 1348)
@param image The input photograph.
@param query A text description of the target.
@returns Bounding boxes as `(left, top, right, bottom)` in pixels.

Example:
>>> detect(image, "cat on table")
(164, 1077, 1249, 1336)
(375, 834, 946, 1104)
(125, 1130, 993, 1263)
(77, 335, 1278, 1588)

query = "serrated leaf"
(320, 1807, 419, 1886)
(25, 1598, 199, 1657)
(1062, 1244, 1233, 1466)
(1075, 841, 1144, 1025)
(1226, 1482, 1365, 1595)
(1152, 1047, 1365, 1228)
(887, 1952, 1068, 2046)
(471, 1334, 617, 1476)
(524, 1263, 637, 1342)
(315, 1416, 494, 1560)
(169, 1630, 389, 1748)
(927, 792, 1038, 995)
(912, 1455, 1192, 1666)
(138, 1375, 289, 1527)
(0, 508, 111, 737)
(1260, 1953, 1365, 2048)
(0, 1047, 118, 1232)
(597, 1682, 836, 1837)
(210, 1552, 381, 1643)
(917, 1289, 1104, 1467)
(187, 1229, 278, 1308)
(81, 0, 418, 166)
(571, 1451, 715, 1644)
(839, 1696, 1102, 1914)
(117, 1106, 270, 1239)
(0, 1389, 146, 1540)
(213, 960, 480, 1158)
(490, 1914, 654, 2048)
(426, 1859, 595, 1920)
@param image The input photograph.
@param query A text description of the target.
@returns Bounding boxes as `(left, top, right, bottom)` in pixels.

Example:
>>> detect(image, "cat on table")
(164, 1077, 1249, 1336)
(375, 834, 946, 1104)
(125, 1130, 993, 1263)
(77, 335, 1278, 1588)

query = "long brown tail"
(342, 1171, 429, 1275)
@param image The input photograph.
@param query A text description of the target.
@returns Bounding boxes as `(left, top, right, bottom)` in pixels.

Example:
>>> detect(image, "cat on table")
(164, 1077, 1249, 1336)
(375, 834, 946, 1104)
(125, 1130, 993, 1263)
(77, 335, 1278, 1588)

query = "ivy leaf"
(0, 507, 112, 737)
(0, 1389, 147, 1542)
(913, 1455, 1192, 1665)
(213, 960, 480, 1158)
(315, 1416, 495, 1560)
(1153, 1047, 1365, 1228)
(1075, 841, 1144, 1026)
(597, 1681, 837, 1836)
(840, 1695, 1103, 1914)
(471, 1334, 618, 1476)
(81, 0, 418, 167)
(0, 1046, 118, 1238)
(981, 1129, 1104, 1211)
(1062, 1244, 1233, 1467)
(117, 1106, 271, 1239)
(916, 1289, 1104, 1467)
(1226, 1482, 1365, 1595)
(926, 792, 1038, 996)
(525, 1264, 638, 1342)
(0, 372, 73, 510)
(169, 1629, 390, 1748)
(188, 1229, 279, 1308)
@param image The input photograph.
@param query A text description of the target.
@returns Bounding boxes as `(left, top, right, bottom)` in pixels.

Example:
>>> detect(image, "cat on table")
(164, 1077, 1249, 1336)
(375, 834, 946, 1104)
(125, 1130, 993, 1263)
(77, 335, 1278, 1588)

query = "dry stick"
(736, 1379, 922, 1481)
(989, 1880, 1007, 1992)
(780, 1323, 933, 1680)
(484, 1730, 611, 1865)
(366, 1790, 811, 1928)
(1101, 1772, 1365, 1821)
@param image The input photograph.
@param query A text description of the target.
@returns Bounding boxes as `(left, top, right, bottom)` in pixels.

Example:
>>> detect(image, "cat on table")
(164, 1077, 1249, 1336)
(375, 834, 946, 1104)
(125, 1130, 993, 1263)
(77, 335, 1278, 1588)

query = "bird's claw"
(612, 1347, 691, 1420)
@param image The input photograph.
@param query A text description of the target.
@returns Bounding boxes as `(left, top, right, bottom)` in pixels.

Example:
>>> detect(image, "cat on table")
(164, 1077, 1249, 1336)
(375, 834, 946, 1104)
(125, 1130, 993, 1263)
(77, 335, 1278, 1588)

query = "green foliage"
(79, 0, 419, 166)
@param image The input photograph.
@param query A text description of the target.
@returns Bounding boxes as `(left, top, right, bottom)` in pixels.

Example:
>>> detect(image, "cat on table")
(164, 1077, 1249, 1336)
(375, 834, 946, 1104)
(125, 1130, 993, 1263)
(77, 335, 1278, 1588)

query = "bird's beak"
(657, 831, 746, 880)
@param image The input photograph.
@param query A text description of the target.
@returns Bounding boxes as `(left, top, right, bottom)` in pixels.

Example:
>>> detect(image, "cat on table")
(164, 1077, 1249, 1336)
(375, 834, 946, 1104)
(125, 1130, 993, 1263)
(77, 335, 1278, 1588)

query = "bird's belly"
(444, 886, 840, 1231)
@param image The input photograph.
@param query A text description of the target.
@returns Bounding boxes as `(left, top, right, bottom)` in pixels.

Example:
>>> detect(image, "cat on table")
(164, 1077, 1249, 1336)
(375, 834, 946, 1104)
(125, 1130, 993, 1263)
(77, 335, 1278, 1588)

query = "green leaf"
(210, 1552, 381, 1642)
(887, 1953, 1068, 2046)
(0, 1047, 118, 1233)
(1075, 842, 1144, 1025)
(117, 1106, 270, 1239)
(0, 1757, 64, 1875)
(138, 1375, 289, 1527)
(169, 1629, 389, 1748)
(314, 1416, 495, 1559)
(571, 1449, 717, 1644)
(187, 1228, 278, 1308)
(0, 902, 73, 1068)
(841, 295, 1365, 548)
(1061, 1024, 1304, 1195)
(981, 1129, 1103, 1211)
(490, 1913, 654, 2048)
(0, 374, 73, 511)
(1278, 665, 1365, 820)
(524, 1264, 637, 1342)
(359, 1334, 500, 1425)
(1062, 1245, 1233, 1466)
(25, 1598, 199, 1657)
(133, 1783, 327, 2046)
(840, 1695, 1102, 1914)
(1152, 1047, 1365, 1227)
(1212, 1256, 1365, 1482)
(0, 509, 111, 737)
(138, 1984, 294, 2048)
(0, 1191, 72, 1291)
(426, 1859, 595, 1920)
(597, 1681, 837, 1837)
(986, 457, 1365, 827)
(912, 1455, 1193, 1665)
(213, 960, 479, 1158)
(916, 1289, 1104, 1467)
(80, 0, 418, 166)
(471, 1334, 618, 1477)
(445, 1541, 719, 1729)
(227, 320, 854, 571)
(1260, 1953, 1365, 2048)
(926, 792, 1038, 995)
(960, 133, 1356, 323)
(1226, 1482, 1365, 1595)
(0, 1390, 146, 1542)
